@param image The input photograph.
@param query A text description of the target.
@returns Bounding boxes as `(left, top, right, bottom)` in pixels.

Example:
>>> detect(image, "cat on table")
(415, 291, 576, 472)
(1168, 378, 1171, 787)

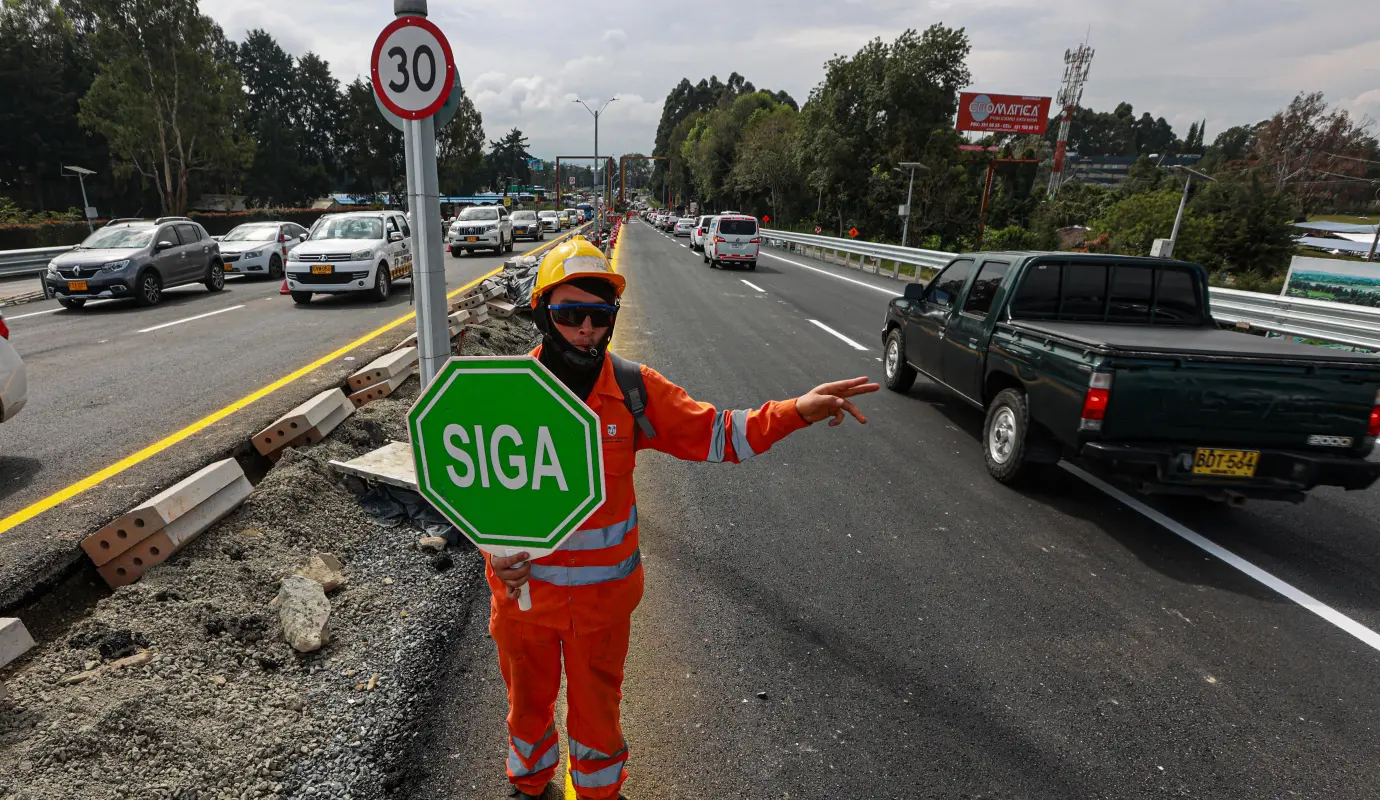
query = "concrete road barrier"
(349, 366, 414, 408)
(347, 347, 418, 393)
(81, 458, 248, 567)
(92, 458, 251, 588)
(253, 388, 354, 459)
(450, 292, 486, 312)
(480, 280, 505, 301)
(448, 309, 475, 327)
(0, 617, 35, 671)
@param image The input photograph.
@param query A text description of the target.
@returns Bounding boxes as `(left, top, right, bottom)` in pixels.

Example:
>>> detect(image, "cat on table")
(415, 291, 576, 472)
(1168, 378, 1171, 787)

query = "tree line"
(0, 0, 632, 220)
(647, 25, 1380, 283)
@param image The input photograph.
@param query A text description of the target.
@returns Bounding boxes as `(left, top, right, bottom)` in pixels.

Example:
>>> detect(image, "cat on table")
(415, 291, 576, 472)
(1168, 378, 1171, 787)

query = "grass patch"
(1307, 214, 1377, 225)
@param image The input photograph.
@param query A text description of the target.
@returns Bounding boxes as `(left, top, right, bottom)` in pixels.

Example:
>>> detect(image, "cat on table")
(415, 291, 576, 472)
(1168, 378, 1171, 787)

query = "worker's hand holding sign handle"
(495, 549, 536, 610)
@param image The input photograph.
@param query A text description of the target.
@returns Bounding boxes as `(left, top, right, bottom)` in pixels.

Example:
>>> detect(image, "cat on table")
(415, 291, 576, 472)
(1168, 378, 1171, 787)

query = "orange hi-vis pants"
(492, 611, 632, 799)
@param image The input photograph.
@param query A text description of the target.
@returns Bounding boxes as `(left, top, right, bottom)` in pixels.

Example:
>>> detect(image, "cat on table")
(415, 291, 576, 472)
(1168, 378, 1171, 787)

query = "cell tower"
(1047, 43, 1094, 199)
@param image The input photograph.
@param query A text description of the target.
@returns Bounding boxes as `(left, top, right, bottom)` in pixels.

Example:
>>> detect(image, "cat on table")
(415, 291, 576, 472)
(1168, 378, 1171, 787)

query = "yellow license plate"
(311, 264, 333, 275)
(1192, 448, 1259, 477)
(222, 264, 234, 271)
(68, 280, 88, 292)
(466, 237, 478, 242)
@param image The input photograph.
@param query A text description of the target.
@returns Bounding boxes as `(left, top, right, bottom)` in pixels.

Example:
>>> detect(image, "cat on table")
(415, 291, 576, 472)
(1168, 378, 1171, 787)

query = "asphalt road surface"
(0, 235, 563, 609)
(412, 218, 1380, 799)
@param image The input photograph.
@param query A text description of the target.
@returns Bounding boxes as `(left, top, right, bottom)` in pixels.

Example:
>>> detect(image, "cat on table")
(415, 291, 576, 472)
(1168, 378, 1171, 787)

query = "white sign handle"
(506, 546, 533, 611)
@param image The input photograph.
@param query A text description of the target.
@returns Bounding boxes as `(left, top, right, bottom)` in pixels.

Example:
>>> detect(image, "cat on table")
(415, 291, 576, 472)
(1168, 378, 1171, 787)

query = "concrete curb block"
(330, 441, 418, 491)
(81, 459, 249, 566)
(450, 292, 486, 312)
(347, 347, 418, 392)
(96, 460, 252, 588)
(253, 388, 354, 458)
(448, 309, 474, 327)
(395, 325, 457, 351)
(1, 617, 36, 672)
(486, 299, 516, 318)
(348, 366, 414, 408)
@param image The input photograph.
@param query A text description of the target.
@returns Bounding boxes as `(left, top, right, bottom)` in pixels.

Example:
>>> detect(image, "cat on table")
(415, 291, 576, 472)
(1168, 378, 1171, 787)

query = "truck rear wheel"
(984, 388, 1042, 485)
(883, 328, 917, 392)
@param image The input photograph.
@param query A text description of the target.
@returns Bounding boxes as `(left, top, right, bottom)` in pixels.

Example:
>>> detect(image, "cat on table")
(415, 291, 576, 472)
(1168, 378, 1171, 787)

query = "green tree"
(337, 77, 401, 201)
(236, 29, 315, 206)
(1091, 188, 1215, 262)
(435, 84, 485, 194)
(295, 53, 343, 191)
(487, 128, 533, 192)
(1191, 175, 1297, 275)
(730, 104, 803, 221)
(78, 0, 248, 215)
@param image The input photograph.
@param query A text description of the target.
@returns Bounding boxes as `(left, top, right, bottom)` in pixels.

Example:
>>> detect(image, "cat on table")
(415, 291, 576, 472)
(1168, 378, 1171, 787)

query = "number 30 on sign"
(371, 16, 455, 120)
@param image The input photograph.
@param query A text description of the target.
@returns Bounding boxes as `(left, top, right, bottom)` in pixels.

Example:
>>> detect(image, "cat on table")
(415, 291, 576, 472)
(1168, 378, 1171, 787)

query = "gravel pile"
(0, 317, 542, 800)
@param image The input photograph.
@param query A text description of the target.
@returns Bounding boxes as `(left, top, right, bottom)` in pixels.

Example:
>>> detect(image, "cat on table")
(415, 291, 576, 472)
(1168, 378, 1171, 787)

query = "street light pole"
(1167, 165, 1217, 257)
(898, 161, 927, 249)
(575, 96, 617, 230)
(63, 165, 97, 233)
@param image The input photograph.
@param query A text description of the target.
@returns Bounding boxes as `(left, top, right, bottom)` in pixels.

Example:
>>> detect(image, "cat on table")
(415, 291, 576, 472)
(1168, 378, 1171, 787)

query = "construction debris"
(89, 459, 253, 588)
(58, 649, 157, 685)
(417, 537, 448, 554)
(278, 575, 331, 653)
(296, 552, 347, 593)
(0, 617, 35, 672)
(486, 299, 517, 318)
(347, 347, 418, 392)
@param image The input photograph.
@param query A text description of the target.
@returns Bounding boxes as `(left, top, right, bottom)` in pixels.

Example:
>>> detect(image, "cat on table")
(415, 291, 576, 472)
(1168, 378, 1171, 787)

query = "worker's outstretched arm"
(637, 366, 878, 463)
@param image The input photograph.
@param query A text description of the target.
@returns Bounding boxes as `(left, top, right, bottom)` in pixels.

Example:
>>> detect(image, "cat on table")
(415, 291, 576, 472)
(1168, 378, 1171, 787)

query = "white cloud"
(199, 0, 1380, 160)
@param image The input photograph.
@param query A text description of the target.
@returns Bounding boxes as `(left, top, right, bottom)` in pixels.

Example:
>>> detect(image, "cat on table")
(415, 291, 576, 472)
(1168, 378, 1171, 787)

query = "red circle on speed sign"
(371, 16, 455, 120)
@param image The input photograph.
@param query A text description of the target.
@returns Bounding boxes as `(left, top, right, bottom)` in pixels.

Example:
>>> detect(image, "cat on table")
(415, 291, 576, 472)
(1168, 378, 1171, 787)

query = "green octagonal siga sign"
(407, 356, 606, 552)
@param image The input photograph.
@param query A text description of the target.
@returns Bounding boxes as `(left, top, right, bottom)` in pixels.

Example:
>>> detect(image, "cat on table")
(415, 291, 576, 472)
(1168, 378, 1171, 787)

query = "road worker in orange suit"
(489, 236, 878, 799)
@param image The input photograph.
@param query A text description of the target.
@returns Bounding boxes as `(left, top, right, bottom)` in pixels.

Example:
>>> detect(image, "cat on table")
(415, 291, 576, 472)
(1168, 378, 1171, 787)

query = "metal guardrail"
(0, 246, 71, 279)
(761, 228, 1380, 352)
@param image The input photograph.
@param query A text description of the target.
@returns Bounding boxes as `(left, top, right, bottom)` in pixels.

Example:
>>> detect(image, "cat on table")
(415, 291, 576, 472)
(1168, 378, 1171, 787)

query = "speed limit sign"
(371, 16, 455, 120)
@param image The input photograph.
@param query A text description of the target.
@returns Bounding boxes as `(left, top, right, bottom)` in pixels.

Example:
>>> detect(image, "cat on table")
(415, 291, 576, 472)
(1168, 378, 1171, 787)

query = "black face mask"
(534, 279, 618, 400)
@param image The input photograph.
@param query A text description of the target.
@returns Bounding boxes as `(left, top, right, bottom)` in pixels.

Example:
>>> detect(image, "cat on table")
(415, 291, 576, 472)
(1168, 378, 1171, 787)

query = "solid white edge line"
(1062, 462, 1380, 653)
(808, 319, 869, 351)
(137, 304, 245, 334)
(761, 251, 898, 296)
(7, 307, 62, 320)
(740, 280, 766, 293)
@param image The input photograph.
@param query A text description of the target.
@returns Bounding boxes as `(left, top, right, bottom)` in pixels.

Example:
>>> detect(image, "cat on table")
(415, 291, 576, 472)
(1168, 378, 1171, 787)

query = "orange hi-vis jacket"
(484, 346, 810, 631)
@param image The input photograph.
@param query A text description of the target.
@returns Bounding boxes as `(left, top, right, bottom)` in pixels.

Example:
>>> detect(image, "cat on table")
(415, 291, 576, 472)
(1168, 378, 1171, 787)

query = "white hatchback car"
(703, 214, 760, 270)
(286, 211, 413, 304)
(218, 221, 307, 280)
(0, 310, 28, 423)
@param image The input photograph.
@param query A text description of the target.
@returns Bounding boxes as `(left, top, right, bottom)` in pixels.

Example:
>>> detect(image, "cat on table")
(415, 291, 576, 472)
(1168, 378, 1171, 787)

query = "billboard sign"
(957, 93, 1052, 134)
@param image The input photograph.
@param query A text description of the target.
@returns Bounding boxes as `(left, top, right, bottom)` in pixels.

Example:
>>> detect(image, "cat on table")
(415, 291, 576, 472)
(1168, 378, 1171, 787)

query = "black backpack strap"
(609, 353, 657, 440)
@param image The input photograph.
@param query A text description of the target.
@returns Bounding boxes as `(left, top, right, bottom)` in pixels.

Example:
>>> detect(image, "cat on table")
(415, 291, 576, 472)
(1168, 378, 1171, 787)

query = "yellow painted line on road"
(0, 231, 584, 536)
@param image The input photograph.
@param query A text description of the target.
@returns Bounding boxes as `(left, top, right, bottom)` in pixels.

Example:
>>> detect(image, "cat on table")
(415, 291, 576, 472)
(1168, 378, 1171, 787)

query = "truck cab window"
(1009, 262, 1061, 318)
(925, 258, 975, 308)
(962, 261, 1010, 316)
(1154, 269, 1200, 321)
(1108, 266, 1154, 321)
(1062, 262, 1109, 320)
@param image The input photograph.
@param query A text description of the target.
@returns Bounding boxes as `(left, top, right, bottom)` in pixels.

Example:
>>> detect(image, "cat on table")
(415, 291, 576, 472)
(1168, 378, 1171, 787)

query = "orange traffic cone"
(279, 279, 290, 295)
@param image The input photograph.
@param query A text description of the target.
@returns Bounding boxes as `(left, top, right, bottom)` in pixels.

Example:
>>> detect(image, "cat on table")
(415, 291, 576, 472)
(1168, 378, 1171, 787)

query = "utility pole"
(1166, 165, 1217, 258)
(897, 162, 927, 248)
(1048, 43, 1094, 199)
(63, 165, 97, 232)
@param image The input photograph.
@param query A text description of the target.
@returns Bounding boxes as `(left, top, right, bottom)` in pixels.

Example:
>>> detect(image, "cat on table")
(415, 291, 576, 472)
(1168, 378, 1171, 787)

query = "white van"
(702, 214, 760, 270)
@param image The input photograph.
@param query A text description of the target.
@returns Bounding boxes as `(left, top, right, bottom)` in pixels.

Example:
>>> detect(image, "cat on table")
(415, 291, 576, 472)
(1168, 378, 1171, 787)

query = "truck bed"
(1006, 321, 1380, 366)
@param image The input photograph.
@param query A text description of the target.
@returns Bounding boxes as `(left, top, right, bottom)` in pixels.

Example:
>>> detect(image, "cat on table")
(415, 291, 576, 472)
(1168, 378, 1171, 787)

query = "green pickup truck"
(880, 252, 1380, 503)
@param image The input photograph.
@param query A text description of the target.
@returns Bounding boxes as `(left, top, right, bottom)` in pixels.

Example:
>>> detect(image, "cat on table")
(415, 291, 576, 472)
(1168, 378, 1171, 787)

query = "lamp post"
(575, 96, 617, 230)
(897, 162, 928, 249)
(63, 165, 96, 233)
(1167, 165, 1217, 257)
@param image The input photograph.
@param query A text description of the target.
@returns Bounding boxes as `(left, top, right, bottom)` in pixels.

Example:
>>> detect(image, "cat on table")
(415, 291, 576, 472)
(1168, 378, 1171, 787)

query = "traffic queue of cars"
(647, 209, 762, 270)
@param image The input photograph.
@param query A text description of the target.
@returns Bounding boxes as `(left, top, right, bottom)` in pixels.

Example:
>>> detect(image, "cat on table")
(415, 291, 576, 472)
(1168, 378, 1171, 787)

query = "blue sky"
(202, 0, 1380, 160)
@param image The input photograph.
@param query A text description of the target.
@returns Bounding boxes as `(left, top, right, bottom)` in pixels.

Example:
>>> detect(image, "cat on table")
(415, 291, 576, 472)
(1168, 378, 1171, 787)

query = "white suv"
(0, 310, 28, 423)
(690, 215, 714, 250)
(449, 205, 514, 256)
(538, 210, 560, 232)
(286, 211, 413, 304)
(703, 214, 760, 270)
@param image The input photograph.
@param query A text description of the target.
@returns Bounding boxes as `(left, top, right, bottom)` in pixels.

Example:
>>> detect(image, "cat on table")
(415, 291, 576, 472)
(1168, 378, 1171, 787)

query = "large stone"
(296, 553, 347, 593)
(278, 576, 331, 653)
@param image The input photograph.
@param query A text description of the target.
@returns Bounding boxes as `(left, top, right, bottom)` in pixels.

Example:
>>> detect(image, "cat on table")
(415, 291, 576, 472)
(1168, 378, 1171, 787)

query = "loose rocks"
(278, 575, 331, 653)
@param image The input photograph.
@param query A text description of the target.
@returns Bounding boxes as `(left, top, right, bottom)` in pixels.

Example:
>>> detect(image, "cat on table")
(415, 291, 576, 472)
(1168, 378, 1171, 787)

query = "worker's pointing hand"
(797, 377, 881, 426)
(491, 551, 532, 599)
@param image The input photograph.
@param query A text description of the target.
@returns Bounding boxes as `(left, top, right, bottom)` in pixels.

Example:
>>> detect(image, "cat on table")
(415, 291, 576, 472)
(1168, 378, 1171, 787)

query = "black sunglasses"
(548, 302, 618, 328)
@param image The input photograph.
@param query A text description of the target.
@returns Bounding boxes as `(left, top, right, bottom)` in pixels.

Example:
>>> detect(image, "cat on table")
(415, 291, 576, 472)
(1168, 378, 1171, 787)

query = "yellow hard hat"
(530, 236, 625, 307)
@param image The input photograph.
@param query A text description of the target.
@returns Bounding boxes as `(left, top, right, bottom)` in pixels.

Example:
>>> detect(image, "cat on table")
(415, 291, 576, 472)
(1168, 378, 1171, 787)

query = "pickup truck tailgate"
(1106, 363, 1375, 449)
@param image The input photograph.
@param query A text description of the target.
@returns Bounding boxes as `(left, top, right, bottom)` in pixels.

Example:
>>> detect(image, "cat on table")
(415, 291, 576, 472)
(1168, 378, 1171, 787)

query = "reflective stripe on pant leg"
(530, 549, 641, 586)
(570, 759, 627, 790)
(507, 741, 560, 777)
(511, 722, 556, 760)
(729, 408, 757, 461)
(557, 506, 638, 551)
(569, 736, 627, 763)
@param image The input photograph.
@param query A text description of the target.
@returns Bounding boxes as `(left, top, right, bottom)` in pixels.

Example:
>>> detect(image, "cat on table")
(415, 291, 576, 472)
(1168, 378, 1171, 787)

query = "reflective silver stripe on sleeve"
(529, 549, 642, 587)
(568, 736, 628, 763)
(570, 759, 627, 789)
(729, 408, 757, 461)
(557, 506, 638, 551)
(707, 410, 727, 463)
(508, 741, 559, 777)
